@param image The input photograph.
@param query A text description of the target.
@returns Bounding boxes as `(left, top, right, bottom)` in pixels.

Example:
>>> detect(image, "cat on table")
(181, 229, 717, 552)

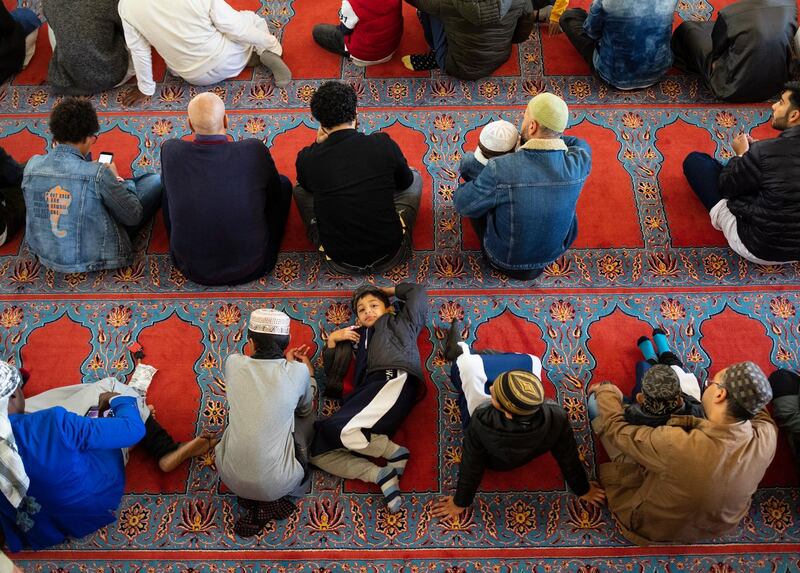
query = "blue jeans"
(418, 11, 448, 70)
(683, 152, 724, 212)
(123, 174, 163, 237)
(10, 8, 41, 36)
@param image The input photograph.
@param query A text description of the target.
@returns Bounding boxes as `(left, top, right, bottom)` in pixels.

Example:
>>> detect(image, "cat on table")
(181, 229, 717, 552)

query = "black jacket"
(323, 283, 427, 393)
(409, 0, 533, 80)
(720, 125, 800, 262)
(707, 0, 797, 102)
(624, 393, 705, 428)
(454, 400, 590, 507)
(0, 4, 26, 84)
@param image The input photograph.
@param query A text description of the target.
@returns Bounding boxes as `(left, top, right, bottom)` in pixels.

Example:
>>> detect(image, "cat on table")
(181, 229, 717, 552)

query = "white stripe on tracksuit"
(339, 371, 408, 451)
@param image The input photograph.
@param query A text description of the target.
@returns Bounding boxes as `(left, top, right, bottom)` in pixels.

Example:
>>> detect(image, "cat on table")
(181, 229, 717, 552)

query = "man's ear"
(790, 108, 800, 125)
(635, 392, 644, 404)
(223, 114, 229, 130)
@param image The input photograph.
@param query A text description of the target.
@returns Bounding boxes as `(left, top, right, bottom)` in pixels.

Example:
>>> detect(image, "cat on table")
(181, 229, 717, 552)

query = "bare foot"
(158, 434, 220, 473)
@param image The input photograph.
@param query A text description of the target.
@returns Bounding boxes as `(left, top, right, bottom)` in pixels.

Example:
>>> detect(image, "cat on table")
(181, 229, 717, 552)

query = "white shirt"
(118, 0, 282, 95)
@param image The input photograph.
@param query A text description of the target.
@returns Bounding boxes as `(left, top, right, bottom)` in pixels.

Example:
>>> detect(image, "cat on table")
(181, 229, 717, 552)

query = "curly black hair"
(49, 97, 100, 144)
(784, 81, 800, 110)
(310, 81, 357, 129)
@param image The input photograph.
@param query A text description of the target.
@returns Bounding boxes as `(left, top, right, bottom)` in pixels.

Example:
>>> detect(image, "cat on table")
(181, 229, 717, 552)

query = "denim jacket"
(455, 136, 591, 270)
(584, 0, 678, 90)
(22, 145, 143, 273)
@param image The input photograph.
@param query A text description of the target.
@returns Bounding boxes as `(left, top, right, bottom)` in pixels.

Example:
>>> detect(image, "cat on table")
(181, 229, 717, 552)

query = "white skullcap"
(248, 308, 290, 335)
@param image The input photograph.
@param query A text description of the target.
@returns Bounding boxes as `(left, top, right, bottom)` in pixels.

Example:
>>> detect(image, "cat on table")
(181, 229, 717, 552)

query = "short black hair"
(248, 331, 290, 354)
(725, 392, 754, 422)
(784, 81, 800, 110)
(49, 97, 100, 144)
(353, 287, 391, 311)
(310, 81, 357, 129)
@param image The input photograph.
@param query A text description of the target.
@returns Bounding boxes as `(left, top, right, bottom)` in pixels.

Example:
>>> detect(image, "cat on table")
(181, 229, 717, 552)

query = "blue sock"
(652, 328, 670, 356)
(376, 467, 402, 513)
(637, 336, 657, 363)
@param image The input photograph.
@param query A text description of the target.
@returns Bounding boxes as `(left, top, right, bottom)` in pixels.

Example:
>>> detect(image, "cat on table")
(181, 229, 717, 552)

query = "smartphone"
(98, 152, 114, 164)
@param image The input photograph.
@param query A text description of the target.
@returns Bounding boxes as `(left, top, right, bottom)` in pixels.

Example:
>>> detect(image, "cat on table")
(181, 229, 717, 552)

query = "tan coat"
(594, 384, 777, 546)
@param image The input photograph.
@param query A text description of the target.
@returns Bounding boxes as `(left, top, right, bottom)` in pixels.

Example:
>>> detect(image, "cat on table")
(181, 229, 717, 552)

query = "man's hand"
(578, 481, 606, 507)
(548, 21, 562, 35)
(97, 391, 122, 415)
(431, 496, 466, 519)
(105, 161, 122, 179)
(327, 326, 360, 348)
(287, 344, 315, 376)
(732, 132, 750, 157)
(380, 286, 396, 297)
(121, 87, 150, 107)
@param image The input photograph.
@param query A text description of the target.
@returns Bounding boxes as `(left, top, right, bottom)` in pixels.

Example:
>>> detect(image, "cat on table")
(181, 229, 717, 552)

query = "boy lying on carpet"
(310, 282, 427, 513)
(215, 308, 317, 537)
(0, 361, 215, 551)
(432, 322, 605, 519)
(587, 328, 704, 428)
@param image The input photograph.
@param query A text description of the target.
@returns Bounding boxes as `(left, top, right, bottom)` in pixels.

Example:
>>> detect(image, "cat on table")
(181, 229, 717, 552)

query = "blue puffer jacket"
(584, 0, 679, 90)
(455, 136, 592, 271)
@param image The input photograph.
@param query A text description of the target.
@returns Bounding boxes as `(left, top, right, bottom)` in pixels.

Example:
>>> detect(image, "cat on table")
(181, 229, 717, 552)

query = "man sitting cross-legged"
(431, 323, 605, 519)
(682, 82, 800, 265)
(161, 93, 291, 286)
(118, 0, 292, 106)
(294, 82, 422, 274)
(22, 98, 163, 274)
(0, 362, 215, 551)
(589, 362, 777, 545)
(455, 93, 591, 280)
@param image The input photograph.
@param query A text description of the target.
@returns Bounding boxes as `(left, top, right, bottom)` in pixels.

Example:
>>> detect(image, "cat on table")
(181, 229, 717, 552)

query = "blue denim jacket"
(585, 0, 678, 90)
(455, 136, 592, 270)
(22, 145, 143, 273)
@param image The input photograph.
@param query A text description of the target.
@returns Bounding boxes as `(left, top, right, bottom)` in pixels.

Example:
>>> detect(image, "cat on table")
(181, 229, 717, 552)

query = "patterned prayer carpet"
(2, 0, 800, 570)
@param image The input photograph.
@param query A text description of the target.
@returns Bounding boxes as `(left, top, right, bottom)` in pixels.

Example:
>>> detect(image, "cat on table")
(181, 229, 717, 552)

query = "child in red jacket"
(312, 0, 403, 66)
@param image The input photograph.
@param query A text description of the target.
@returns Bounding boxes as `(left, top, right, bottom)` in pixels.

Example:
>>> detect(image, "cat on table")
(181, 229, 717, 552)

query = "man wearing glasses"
(22, 98, 162, 273)
(589, 361, 777, 545)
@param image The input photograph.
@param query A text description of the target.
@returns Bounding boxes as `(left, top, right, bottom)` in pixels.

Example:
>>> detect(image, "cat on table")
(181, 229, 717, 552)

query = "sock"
(260, 51, 292, 88)
(385, 445, 410, 476)
(444, 319, 463, 362)
(637, 336, 657, 363)
(652, 328, 670, 356)
(402, 53, 438, 72)
(376, 467, 402, 513)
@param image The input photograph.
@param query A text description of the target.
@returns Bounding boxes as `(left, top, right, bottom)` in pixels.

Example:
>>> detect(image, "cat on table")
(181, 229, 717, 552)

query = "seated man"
(294, 81, 422, 274)
(44, 0, 134, 95)
(672, 0, 797, 102)
(769, 369, 800, 473)
(432, 338, 604, 519)
(590, 361, 776, 545)
(0, 3, 40, 84)
(559, 0, 678, 90)
(22, 98, 163, 273)
(0, 362, 214, 551)
(682, 82, 800, 265)
(455, 93, 591, 280)
(0, 146, 25, 248)
(161, 93, 291, 285)
(118, 0, 292, 106)
(401, 0, 534, 79)
(216, 309, 316, 537)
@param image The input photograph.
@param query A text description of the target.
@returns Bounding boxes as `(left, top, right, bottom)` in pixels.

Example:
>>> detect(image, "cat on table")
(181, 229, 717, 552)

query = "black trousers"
(559, 8, 596, 69)
(0, 186, 25, 246)
(140, 416, 180, 460)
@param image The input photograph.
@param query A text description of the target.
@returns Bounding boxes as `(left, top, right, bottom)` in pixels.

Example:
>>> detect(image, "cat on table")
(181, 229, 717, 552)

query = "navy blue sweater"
(161, 135, 283, 285)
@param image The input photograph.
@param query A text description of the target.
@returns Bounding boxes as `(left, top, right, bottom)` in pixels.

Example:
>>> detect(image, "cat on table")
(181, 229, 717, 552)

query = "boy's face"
(355, 294, 389, 328)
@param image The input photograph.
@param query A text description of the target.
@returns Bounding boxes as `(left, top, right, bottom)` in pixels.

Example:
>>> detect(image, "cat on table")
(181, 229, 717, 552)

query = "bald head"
(188, 92, 227, 135)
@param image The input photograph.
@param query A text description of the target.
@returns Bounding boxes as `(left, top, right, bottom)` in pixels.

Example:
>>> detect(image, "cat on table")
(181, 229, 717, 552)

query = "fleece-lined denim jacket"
(22, 145, 143, 273)
(455, 136, 591, 271)
(584, 0, 678, 90)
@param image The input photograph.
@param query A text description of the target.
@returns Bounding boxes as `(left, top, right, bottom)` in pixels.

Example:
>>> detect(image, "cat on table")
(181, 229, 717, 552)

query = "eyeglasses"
(703, 379, 725, 391)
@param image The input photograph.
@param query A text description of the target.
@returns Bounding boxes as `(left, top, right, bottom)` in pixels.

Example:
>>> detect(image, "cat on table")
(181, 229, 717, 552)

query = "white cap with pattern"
(248, 308, 290, 335)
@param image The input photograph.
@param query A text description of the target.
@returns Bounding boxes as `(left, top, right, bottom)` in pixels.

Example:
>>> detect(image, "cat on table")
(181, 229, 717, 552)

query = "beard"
(772, 113, 788, 131)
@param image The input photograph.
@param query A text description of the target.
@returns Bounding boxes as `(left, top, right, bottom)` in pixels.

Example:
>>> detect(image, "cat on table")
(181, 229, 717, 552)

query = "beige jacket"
(594, 384, 777, 546)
